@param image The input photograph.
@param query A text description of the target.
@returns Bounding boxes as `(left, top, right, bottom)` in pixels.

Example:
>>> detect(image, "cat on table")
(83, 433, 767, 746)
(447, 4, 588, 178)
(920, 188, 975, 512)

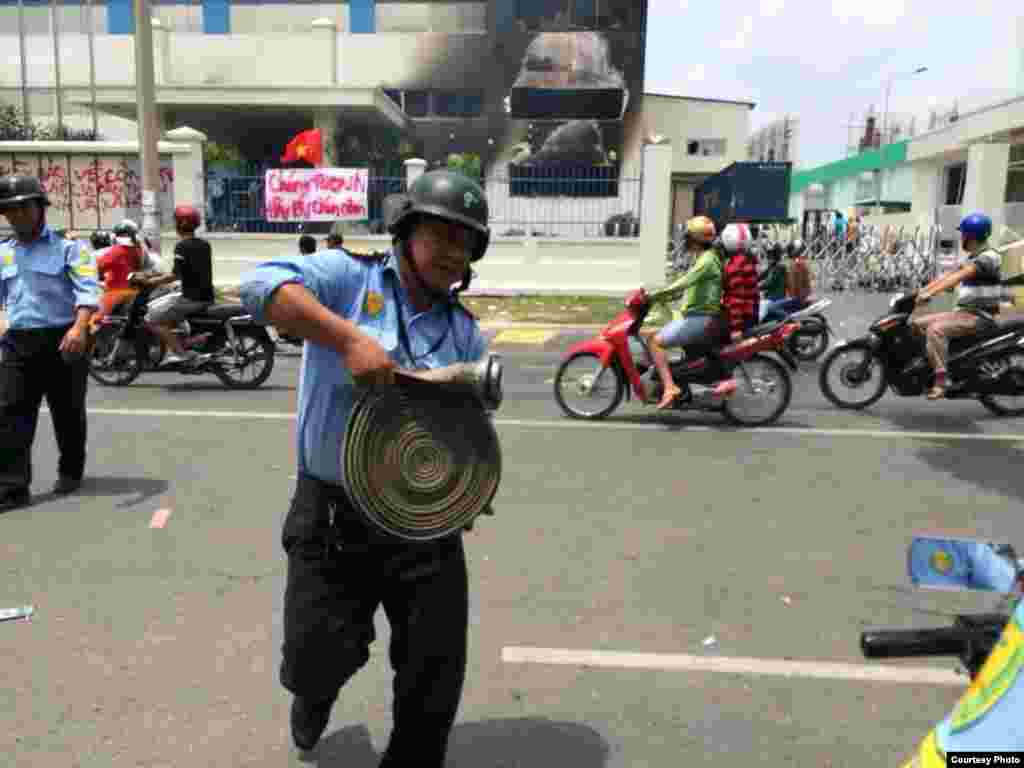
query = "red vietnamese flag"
(280, 128, 323, 166)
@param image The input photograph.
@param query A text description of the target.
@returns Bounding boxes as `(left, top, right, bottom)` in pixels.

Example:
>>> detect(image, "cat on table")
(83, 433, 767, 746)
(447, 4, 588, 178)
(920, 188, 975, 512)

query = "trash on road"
(149, 508, 172, 529)
(702, 634, 718, 648)
(1, 605, 34, 623)
(781, 595, 793, 606)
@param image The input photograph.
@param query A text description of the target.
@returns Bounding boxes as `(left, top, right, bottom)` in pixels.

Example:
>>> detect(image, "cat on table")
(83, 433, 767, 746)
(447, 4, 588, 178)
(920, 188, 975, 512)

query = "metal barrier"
(204, 170, 643, 239)
(204, 175, 405, 234)
(486, 172, 642, 239)
(662, 222, 947, 294)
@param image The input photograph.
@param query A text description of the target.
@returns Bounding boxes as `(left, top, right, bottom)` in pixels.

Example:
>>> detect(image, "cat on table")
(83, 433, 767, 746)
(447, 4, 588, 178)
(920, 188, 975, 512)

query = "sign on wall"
(264, 168, 369, 222)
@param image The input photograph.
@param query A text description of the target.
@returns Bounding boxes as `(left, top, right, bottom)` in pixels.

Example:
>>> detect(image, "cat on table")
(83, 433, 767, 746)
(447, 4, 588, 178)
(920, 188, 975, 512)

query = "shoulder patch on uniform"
(1, 245, 14, 267)
(364, 290, 385, 317)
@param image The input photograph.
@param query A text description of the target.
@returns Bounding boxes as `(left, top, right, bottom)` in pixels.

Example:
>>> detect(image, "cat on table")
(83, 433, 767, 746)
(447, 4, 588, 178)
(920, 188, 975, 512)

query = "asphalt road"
(3, 295, 1024, 767)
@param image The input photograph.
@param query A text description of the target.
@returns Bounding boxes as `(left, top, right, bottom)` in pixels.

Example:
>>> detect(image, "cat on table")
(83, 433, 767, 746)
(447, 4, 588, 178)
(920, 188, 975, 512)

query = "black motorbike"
(88, 273, 275, 389)
(818, 277, 1024, 416)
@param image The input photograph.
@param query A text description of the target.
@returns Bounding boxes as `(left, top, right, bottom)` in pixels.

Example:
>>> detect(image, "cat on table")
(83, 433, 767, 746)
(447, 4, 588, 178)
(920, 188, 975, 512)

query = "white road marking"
(501, 646, 963, 686)
(73, 408, 1024, 443)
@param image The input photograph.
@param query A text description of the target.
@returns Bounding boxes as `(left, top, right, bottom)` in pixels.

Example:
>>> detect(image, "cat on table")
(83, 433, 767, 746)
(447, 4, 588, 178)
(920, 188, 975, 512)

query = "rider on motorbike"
(721, 223, 760, 339)
(94, 220, 147, 324)
(762, 239, 811, 322)
(911, 212, 1002, 400)
(758, 242, 787, 303)
(641, 215, 724, 409)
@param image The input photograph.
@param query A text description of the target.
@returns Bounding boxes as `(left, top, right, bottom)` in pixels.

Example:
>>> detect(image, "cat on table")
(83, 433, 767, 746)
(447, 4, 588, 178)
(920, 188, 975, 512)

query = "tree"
(0, 104, 101, 141)
(446, 152, 482, 180)
(204, 141, 247, 173)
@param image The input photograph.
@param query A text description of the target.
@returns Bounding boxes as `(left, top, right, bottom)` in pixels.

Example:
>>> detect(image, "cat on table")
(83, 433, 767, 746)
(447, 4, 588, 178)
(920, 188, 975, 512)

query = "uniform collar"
(383, 250, 451, 316)
(16, 223, 55, 247)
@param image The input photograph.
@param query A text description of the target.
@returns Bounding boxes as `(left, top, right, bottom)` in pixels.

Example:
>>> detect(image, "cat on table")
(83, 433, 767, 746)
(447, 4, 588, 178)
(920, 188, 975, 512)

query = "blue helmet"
(957, 212, 992, 242)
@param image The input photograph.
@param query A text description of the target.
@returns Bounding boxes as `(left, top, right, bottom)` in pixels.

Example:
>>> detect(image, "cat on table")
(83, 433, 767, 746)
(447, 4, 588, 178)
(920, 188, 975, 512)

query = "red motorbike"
(553, 289, 800, 426)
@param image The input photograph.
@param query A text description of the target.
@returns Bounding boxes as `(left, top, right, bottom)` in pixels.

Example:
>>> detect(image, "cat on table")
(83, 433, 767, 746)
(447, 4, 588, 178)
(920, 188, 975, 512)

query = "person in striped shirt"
(911, 212, 1002, 399)
(720, 223, 760, 339)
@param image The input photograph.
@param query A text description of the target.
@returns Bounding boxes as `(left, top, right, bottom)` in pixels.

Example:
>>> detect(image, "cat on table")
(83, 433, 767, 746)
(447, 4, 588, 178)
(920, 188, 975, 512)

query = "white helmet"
(720, 222, 752, 254)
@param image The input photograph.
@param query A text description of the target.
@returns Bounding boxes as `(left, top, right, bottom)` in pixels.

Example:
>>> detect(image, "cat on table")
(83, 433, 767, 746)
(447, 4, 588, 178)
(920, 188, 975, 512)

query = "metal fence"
(204, 170, 644, 239)
(664, 222, 945, 294)
(204, 174, 405, 234)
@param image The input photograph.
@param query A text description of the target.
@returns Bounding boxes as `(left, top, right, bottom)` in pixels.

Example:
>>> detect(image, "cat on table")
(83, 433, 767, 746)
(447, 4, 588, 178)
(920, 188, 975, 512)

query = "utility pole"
(17, 0, 30, 124)
(883, 66, 928, 146)
(134, 0, 162, 254)
(86, 0, 98, 136)
(50, 0, 63, 134)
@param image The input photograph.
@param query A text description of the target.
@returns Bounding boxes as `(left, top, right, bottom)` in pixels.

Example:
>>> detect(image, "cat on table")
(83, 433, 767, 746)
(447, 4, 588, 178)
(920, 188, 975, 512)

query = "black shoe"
(53, 475, 83, 495)
(290, 695, 334, 751)
(0, 487, 31, 513)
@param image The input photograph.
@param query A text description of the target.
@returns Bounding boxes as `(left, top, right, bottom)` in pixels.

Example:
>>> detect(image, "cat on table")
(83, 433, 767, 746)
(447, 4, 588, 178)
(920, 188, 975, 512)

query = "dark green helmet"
(385, 170, 490, 261)
(0, 174, 50, 210)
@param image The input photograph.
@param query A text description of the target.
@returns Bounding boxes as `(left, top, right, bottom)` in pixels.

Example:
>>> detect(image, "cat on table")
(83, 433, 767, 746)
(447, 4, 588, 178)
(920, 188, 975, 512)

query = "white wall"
(376, 3, 486, 33)
(336, 32, 491, 89)
(231, 4, 349, 34)
(640, 95, 751, 176)
(161, 33, 333, 86)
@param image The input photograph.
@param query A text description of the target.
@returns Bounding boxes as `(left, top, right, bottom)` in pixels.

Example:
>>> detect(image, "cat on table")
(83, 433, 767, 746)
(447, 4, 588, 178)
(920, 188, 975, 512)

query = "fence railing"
(203, 171, 644, 238)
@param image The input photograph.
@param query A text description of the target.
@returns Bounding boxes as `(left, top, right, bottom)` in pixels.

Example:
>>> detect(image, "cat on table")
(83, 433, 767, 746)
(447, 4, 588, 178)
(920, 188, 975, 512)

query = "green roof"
(792, 141, 909, 194)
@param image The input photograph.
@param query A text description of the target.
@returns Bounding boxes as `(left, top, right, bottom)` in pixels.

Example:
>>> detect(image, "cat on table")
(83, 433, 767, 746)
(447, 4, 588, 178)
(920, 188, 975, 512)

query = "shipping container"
(693, 161, 793, 231)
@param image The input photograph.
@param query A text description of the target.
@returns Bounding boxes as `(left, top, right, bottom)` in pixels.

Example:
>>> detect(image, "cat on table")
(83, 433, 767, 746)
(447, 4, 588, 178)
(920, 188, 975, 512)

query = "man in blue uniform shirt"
(241, 170, 491, 763)
(0, 175, 100, 512)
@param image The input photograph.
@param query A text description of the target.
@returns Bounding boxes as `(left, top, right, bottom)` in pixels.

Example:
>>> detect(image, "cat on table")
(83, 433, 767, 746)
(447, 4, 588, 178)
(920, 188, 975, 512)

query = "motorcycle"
(88, 272, 276, 389)
(861, 535, 1024, 763)
(553, 288, 800, 426)
(818, 282, 1024, 416)
(761, 297, 835, 362)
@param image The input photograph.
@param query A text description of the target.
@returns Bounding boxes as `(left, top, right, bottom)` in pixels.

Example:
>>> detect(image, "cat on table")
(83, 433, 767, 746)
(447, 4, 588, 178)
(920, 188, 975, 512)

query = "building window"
(433, 91, 483, 118)
(516, 0, 621, 31)
(1007, 144, 1024, 204)
(687, 139, 727, 157)
(944, 163, 966, 206)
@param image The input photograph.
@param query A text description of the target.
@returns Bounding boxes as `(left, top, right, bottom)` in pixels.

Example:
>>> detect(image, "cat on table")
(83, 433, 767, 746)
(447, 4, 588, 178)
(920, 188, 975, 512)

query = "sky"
(643, 2, 1024, 169)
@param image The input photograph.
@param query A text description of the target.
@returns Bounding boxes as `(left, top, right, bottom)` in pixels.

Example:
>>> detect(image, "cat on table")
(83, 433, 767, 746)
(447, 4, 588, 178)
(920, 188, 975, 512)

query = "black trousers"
(0, 326, 88, 492)
(281, 474, 469, 767)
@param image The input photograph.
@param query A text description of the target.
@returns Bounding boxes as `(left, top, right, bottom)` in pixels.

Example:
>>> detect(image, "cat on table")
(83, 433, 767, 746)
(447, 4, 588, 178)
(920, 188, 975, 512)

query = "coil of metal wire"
(342, 371, 501, 542)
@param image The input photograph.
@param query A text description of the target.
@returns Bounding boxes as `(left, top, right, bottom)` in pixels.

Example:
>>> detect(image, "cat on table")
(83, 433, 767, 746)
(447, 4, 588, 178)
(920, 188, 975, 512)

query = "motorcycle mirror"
(889, 293, 905, 309)
(907, 536, 1020, 593)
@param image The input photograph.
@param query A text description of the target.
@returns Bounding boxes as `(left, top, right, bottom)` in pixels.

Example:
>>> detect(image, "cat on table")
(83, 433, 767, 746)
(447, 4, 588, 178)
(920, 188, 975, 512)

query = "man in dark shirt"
(144, 205, 214, 365)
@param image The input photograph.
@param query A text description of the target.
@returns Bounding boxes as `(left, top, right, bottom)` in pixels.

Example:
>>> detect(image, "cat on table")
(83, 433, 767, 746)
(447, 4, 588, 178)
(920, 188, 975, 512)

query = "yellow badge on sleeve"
(365, 290, 385, 317)
(1, 246, 13, 267)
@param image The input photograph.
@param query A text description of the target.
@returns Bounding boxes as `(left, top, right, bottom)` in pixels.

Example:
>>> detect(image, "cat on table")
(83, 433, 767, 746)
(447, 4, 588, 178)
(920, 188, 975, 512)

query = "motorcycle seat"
(747, 320, 786, 337)
(189, 303, 249, 321)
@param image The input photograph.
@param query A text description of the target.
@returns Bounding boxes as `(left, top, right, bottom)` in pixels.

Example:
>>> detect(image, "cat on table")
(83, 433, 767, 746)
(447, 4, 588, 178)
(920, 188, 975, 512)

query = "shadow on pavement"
(313, 718, 611, 768)
(121, 382, 296, 393)
(75, 475, 170, 509)
(880, 407, 1024, 504)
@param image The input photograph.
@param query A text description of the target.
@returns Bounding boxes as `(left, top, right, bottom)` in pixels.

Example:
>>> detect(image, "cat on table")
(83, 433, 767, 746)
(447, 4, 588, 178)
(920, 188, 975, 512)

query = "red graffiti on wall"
(1, 155, 175, 225)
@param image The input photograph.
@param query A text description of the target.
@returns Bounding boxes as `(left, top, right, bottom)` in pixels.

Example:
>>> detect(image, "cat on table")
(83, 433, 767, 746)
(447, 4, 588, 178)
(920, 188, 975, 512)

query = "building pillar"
(963, 141, 1011, 237)
(638, 141, 673, 287)
(404, 157, 427, 189)
(313, 109, 339, 168)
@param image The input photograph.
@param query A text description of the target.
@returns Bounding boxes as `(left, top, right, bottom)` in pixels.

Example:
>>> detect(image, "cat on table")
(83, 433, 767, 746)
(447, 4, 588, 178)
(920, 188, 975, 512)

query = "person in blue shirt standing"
(0, 175, 100, 512)
(241, 169, 491, 763)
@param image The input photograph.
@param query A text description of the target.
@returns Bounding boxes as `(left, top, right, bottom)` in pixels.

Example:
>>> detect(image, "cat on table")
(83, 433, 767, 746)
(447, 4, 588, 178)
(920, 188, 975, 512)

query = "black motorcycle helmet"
(788, 239, 806, 258)
(0, 174, 50, 210)
(90, 230, 112, 250)
(385, 170, 491, 262)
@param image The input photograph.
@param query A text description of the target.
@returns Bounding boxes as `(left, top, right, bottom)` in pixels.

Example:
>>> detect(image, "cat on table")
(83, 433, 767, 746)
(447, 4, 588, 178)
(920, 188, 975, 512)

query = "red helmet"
(174, 204, 201, 232)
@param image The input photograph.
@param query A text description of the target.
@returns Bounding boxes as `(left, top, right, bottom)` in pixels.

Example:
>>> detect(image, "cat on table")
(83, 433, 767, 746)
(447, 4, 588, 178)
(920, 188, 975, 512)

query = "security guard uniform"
(0, 182, 100, 508)
(240, 169, 491, 764)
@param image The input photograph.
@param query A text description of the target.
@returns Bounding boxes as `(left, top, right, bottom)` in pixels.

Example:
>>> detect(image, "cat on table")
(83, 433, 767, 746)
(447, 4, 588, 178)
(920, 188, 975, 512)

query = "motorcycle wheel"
(819, 342, 887, 410)
(212, 328, 275, 389)
(553, 352, 625, 420)
(722, 354, 792, 426)
(787, 326, 829, 362)
(979, 353, 1024, 417)
(87, 325, 143, 386)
